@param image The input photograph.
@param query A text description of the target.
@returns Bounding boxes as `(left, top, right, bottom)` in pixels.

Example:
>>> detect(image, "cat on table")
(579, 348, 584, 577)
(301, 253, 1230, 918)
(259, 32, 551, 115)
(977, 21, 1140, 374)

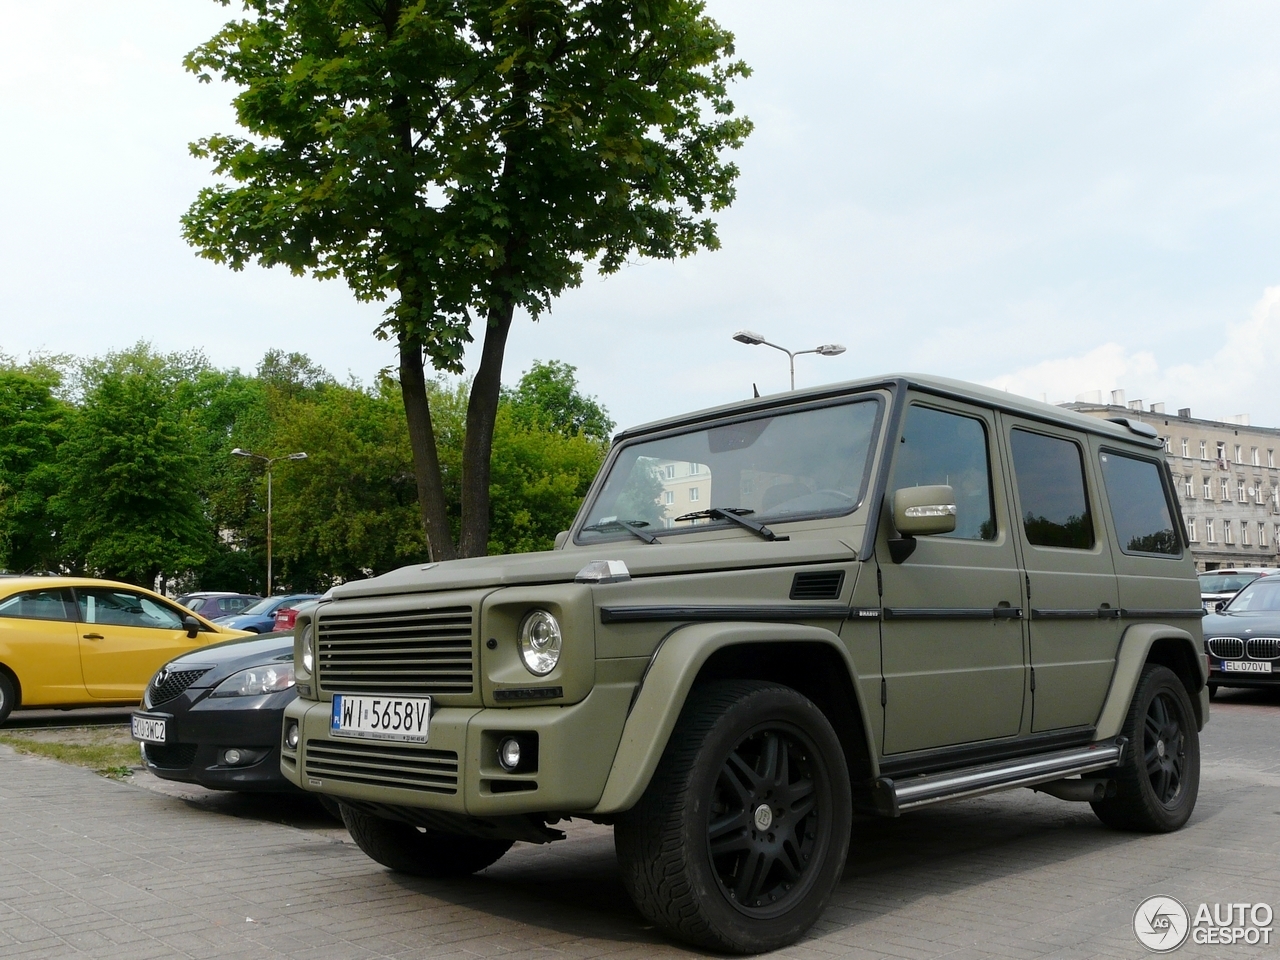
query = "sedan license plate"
(1223, 660, 1273, 673)
(131, 714, 167, 743)
(331, 695, 431, 743)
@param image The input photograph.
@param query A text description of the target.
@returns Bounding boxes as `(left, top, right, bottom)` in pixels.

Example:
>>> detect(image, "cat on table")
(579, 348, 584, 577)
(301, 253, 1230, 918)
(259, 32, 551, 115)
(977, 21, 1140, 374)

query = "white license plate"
(1223, 660, 1273, 673)
(331, 695, 431, 743)
(131, 715, 167, 743)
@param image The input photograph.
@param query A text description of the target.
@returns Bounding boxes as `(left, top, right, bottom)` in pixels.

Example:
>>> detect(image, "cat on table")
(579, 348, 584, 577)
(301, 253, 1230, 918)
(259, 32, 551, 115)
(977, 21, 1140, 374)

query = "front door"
(878, 398, 1027, 755)
(1001, 418, 1122, 731)
(74, 587, 201, 699)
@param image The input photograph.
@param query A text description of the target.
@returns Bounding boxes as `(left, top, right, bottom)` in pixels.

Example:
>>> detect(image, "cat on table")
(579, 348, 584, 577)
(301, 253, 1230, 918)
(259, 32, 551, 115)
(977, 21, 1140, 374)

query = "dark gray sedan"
(1202, 573, 1280, 696)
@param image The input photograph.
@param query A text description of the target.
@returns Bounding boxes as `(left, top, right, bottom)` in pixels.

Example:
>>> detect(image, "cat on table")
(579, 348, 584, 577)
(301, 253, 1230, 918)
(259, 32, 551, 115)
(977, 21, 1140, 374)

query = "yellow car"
(0, 577, 251, 724)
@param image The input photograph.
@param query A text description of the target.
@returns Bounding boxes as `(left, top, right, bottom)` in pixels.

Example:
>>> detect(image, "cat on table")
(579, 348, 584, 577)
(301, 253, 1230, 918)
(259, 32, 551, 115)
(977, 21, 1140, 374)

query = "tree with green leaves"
(183, 0, 750, 561)
(504, 359, 613, 440)
(0, 365, 71, 573)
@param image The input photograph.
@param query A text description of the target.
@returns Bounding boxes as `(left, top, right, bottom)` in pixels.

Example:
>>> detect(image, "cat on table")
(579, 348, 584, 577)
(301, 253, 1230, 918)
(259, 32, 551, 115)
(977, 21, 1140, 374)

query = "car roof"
(1199, 568, 1273, 576)
(613, 372, 1161, 448)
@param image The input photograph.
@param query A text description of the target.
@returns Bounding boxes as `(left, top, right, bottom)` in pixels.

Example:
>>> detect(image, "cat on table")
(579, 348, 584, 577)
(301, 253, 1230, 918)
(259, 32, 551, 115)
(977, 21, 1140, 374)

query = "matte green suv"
(281, 374, 1206, 953)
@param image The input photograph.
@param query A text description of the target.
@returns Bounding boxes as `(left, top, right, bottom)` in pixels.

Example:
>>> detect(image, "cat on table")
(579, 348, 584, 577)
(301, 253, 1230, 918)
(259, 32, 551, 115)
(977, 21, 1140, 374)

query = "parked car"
(212, 594, 320, 633)
(274, 606, 303, 632)
(1202, 571, 1280, 696)
(0, 577, 250, 724)
(280, 373, 1207, 953)
(1198, 568, 1272, 611)
(176, 592, 261, 618)
(130, 631, 303, 791)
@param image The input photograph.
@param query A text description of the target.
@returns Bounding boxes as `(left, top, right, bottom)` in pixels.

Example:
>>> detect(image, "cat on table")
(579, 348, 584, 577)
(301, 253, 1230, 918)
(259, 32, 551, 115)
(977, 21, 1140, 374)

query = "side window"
(1009, 430, 1095, 549)
(0, 588, 72, 621)
(895, 404, 995, 540)
(76, 589, 186, 629)
(1098, 451, 1181, 557)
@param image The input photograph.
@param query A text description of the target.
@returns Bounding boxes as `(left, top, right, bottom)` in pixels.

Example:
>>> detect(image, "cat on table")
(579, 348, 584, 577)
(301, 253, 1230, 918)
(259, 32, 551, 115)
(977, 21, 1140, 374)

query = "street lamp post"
(230, 449, 308, 595)
(732, 330, 847, 390)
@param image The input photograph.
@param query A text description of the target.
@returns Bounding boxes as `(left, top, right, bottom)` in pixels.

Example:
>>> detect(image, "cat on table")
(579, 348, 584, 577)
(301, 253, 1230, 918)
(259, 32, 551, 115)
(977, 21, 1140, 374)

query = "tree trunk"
(398, 334, 458, 562)
(458, 300, 516, 558)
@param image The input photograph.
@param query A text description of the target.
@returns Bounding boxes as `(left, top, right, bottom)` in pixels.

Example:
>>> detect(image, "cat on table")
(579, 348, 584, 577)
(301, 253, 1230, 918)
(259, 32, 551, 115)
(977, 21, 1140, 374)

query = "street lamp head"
(815, 344, 847, 357)
(732, 330, 767, 346)
(287, 452, 309, 461)
(230, 448, 251, 457)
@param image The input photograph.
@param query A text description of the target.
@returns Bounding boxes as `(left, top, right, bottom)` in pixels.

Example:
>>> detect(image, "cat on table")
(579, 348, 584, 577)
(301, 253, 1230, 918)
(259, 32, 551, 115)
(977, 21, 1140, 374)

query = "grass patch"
(0, 733, 140, 779)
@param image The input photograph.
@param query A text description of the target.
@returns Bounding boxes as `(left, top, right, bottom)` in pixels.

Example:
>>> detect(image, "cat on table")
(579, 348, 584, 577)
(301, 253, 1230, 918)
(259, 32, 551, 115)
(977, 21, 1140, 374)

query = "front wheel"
(1091, 664, 1200, 832)
(341, 804, 513, 877)
(615, 680, 852, 954)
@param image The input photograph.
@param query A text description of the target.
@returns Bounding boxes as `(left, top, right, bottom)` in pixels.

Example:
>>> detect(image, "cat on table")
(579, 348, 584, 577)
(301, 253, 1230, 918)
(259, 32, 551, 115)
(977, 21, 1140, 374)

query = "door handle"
(82, 633, 104, 640)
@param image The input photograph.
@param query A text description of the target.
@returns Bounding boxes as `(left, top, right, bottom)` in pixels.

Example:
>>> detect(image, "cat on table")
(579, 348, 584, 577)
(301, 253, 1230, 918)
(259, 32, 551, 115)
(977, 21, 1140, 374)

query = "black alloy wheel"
(616, 680, 852, 954)
(1091, 664, 1200, 832)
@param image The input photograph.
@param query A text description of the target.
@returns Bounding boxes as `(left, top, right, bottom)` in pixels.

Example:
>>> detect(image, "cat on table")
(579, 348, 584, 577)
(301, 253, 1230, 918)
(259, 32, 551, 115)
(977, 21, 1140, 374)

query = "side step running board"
(872, 738, 1127, 817)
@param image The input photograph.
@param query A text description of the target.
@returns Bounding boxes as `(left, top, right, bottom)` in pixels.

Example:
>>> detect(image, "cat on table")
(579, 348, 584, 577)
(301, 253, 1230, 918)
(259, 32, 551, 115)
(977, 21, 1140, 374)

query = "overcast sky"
(4, 1, 1280, 430)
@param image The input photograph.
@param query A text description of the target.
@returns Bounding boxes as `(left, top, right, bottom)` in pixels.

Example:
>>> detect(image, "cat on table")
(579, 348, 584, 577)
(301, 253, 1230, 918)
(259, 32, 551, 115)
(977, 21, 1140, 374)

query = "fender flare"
(1094, 623, 1207, 739)
(589, 621, 874, 814)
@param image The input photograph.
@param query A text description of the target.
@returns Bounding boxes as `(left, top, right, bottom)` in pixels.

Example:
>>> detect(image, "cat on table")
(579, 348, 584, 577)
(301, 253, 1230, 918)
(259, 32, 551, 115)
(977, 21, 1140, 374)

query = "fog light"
(285, 722, 300, 750)
(498, 737, 522, 771)
(223, 748, 245, 766)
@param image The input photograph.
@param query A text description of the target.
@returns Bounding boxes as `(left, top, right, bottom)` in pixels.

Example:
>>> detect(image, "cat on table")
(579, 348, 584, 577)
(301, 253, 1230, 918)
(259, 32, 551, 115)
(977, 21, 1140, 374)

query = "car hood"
(159, 631, 294, 686)
(330, 536, 863, 600)
(1201, 610, 1280, 637)
(215, 613, 270, 628)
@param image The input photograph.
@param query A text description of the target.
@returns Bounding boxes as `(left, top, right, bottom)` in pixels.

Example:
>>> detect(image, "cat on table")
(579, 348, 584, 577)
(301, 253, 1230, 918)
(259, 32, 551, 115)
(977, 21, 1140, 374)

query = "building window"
(689, 462, 700, 475)
(1260, 522, 1267, 547)
(1207, 519, 1216, 543)
(1188, 518, 1198, 542)
(1203, 478, 1212, 499)
(1257, 482, 1266, 505)
(1181, 438, 1190, 457)
(1252, 447, 1260, 466)
(1270, 450, 1275, 468)
(689, 487, 699, 502)
(1217, 442, 1227, 463)
(1225, 520, 1234, 544)
(663, 490, 674, 505)
(1235, 444, 1243, 464)
(1201, 440, 1208, 460)
(1183, 476, 1194, 498)
(1163, 436, 1172, 453)
(1243, 522, 1251, 545)
(1221, 479, 1230, 501)
(664, 464, 676, 480)
(1238, 480, 1246, 502)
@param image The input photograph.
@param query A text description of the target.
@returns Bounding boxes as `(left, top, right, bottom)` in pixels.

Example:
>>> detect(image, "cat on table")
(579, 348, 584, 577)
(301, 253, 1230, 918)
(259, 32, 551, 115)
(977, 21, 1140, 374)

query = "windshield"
(1199, 572, 1264, 595)
(1222, 577, 1280, 611)
(239, 597, 287, 616)
(579, 398, 881, 541)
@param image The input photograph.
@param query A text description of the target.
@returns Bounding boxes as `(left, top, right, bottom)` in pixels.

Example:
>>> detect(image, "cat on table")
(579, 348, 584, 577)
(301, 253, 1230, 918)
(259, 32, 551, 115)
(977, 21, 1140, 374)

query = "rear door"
(74, 587, 203, 699)
(1000, 418, 1122, 731)
(0, 588, 82, 704)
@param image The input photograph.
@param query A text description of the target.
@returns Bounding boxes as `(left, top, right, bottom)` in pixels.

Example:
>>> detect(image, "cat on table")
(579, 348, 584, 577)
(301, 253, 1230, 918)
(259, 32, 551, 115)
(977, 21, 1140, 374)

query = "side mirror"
(182, 615, 201, 639)
(889, 485, 957, 563)
(554, 530, 569, 550)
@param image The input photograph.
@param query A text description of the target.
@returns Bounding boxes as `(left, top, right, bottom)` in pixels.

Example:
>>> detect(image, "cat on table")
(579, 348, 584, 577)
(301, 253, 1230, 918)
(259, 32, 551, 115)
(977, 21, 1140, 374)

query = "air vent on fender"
(789, 570, 845, 600)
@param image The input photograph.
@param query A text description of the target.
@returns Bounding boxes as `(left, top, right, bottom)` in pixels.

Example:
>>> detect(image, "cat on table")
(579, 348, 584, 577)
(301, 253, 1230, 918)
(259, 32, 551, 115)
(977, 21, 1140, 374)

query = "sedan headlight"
(211, 663, 296, 697)
(300, 622, 314, 673)
(518, 609, 562, 676)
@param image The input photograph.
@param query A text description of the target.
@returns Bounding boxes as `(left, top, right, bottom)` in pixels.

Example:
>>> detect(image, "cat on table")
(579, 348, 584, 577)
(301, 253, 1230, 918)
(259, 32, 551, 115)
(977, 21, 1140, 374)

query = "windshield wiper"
(672, 507, 789, 542)
(579, 519, 661, 544)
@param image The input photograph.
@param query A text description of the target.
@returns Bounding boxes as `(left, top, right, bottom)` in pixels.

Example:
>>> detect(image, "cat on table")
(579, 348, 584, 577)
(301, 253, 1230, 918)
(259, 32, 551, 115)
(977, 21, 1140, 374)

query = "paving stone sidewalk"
(1, 695, 1278, 959)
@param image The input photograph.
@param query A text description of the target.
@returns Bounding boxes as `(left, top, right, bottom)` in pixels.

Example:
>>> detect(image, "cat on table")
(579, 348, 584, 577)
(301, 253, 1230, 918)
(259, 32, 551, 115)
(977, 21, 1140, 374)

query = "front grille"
(1207, 637, 1244, 659)
(316, 607, 474, 696)
(304, 739, 458, 794)
(1246, 637, 1280, 660)
(143, 743, 198, 768)
(145, 668, 211, 707)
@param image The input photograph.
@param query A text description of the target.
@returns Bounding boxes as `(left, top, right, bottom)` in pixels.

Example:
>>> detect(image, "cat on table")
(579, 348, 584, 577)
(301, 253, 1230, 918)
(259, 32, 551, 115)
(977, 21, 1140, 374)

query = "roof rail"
(1105, 416, 1159, 439)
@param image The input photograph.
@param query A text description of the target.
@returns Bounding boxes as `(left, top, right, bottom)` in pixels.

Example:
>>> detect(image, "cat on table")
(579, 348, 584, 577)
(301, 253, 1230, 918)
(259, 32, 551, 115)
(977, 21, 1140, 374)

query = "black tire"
(1091, 664, 1200, 832)
(316, 795, 344, 822)
(615, 680, 852, 954)
(0, 672, 15, 725)
(341, 804, 512, 877)
(1207, 683, 1218, 700)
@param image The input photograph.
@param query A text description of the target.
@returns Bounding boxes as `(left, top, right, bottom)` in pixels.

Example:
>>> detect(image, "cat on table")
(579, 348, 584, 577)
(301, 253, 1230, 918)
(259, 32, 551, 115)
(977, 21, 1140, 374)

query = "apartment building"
(1068, 393, 1280, 571)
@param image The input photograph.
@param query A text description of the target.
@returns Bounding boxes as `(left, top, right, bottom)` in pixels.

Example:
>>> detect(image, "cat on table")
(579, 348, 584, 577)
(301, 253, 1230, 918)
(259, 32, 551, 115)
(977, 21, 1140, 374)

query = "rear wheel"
(1091, 664, 1199, 832)
(615, 681, 851, 954)
(341, 804, 513, 877)
(0, 672, 14, 725)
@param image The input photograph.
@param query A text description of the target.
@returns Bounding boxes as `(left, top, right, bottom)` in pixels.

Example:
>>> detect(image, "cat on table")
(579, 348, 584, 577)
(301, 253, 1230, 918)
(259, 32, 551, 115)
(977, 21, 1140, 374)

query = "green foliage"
(0, 364, 71, 573)
(505, 360, 613, 440)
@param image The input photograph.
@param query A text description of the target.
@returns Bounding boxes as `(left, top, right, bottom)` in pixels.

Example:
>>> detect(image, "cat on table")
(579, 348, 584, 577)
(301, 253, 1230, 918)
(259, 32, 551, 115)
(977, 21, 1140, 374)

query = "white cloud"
(986, 285, 1280, 425)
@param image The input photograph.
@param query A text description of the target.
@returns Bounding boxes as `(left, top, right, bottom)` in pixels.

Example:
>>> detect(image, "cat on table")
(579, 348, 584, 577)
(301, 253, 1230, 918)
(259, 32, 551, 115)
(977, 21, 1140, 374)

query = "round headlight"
(518, 610, 562, 676)
(300, 623, 314, 674)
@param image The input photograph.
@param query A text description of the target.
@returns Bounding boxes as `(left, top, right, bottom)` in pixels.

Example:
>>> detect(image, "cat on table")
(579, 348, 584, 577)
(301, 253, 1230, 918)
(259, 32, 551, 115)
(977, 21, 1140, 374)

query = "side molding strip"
(599, 604, 850, 624)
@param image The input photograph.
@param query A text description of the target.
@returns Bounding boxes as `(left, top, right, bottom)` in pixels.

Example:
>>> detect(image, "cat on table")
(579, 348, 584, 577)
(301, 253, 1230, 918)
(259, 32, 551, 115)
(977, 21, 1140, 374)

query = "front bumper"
(1208, 660, 1279, 688)
(280, 681, 634, 816)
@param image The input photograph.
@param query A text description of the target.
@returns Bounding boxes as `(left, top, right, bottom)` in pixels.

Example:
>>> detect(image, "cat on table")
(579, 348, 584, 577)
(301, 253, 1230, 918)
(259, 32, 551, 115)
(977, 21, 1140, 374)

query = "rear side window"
(0, 588, 72, 621)
(1009, 430, 1094, 549)
(1099, 451, 1181, 556)
(894, 404, 995, 540)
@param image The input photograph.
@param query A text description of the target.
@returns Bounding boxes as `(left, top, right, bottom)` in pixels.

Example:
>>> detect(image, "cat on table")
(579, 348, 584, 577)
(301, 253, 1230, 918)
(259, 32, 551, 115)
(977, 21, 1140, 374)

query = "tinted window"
(76, 589, 186, 629)
(1198, 573, 1263, 594)
(894, 405, 995, 540)
(1098, 452, 1181, 556)
(1010, 430, 1094, 549)
(0, 588, 72, 621)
